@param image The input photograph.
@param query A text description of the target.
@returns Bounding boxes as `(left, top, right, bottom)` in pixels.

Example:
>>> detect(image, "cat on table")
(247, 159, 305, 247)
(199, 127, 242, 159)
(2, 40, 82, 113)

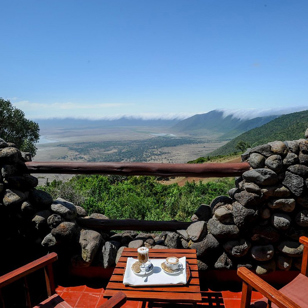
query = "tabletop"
(104, 248, 202, 303)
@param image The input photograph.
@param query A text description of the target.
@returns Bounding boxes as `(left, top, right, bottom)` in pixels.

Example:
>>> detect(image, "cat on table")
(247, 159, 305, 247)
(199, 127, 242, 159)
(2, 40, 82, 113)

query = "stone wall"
(1, 134, 308, 275)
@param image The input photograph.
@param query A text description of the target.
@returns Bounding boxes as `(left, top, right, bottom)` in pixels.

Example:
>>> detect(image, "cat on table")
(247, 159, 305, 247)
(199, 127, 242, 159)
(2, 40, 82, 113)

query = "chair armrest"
(237, 267, 301, 308)
(300, 236, 308, 275)
(98, 292, 127, 308)
(0, 252, 58, 289)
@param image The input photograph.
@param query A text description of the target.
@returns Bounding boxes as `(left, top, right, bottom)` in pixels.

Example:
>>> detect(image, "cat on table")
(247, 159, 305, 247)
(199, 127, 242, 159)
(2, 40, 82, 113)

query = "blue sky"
(1, 0, 308, 119)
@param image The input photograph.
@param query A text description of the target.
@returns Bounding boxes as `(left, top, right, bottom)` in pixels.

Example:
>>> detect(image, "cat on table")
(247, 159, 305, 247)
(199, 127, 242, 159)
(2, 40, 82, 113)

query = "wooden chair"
(237, 236, 308, 308)
(0, 252, 126, 308)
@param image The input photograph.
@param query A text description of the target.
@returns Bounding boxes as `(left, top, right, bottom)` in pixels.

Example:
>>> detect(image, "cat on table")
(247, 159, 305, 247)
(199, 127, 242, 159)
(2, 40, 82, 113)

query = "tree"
(0, 98, 40, 156)
(236, 140, 250, 153)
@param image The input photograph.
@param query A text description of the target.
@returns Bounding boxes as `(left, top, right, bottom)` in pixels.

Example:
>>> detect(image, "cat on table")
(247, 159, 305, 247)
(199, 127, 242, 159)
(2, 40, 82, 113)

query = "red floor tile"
(75, 292, 101, 308)
(84, 285, 104, 294)
(60, 291, 82, 307)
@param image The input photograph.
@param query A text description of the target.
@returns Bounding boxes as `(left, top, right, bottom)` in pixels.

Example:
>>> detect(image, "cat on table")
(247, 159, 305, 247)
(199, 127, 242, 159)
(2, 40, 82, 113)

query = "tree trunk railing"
(26, 161, 250, 231)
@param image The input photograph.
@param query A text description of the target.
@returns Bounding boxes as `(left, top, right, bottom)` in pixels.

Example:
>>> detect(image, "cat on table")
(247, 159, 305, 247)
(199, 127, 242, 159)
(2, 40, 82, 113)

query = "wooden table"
(104, 248, 202, 304)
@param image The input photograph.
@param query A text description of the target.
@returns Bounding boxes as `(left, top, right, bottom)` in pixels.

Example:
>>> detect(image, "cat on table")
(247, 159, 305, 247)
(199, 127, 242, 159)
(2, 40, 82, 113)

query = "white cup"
(165, 256, 180, 271)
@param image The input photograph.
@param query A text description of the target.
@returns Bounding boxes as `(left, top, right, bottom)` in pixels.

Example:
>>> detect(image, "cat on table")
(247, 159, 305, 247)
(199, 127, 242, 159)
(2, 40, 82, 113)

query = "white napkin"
(123, 257, 187, 286)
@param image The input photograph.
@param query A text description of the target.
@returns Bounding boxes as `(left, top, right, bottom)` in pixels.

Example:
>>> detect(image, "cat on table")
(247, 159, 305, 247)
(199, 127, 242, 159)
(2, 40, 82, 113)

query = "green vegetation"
(209, 110, 308, 157)
(0, 98, 40, 156)
(40, 175, 234, 221)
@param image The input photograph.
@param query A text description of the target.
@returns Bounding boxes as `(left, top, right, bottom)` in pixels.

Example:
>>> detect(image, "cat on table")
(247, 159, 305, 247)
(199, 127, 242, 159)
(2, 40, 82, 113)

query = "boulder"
(32, 210, 52, 230)
(295, 210, 308, 228)
(242, 169, 279, 186)
(128, 239, 144, 249)
(261, 185, 291, 198)
(277, 255, 292, 271)
(3, 189, 27, 206)
(6, 175, 38, 190)
(283, 152, 299, 166)
(197, 260, 208, 271)
(248, 153, 265, 169)
(51, 222, 79, 242)
(165, 232, 180, 248)
(299, 139, 308, 154)
(284, 140, 299, 154)
(102, 241, 119, 268)
(242, 182, 261, 195)
(176, 229, 189, 240)
(214, 205, 233, 223)
(232, 202, 257, 229)
(251, 225, 280, 243)
(228, 188, 240, 199)
(51, 198, 77, 221)
(116, 246, 126, 264)
(47, 214, 63, 229)
(288, 164, 308, 177)
(214, 252, 232, 269)
(210, 196, 233, 214)
(191, 204, 212, 222)
(250, 144, 272, 157)
(79, 229, 102, 264)
(269, 141, 288, 156)
(152, 245, 168, 249)
(190, 233, 220, 257)
(0, 147, 20, 163)
(41, 233, 57, 247)
(299, 153, 308, 165)
(282, 171, 304, 197)
(234, 191, 260, 208)
(223, 239, 251, 258)
(76, 206, 87, 217)
(207, 217, 240, 239)
(29, 189, 53, 209)
(251, 244, 274, 261)
(268, 198, 295, 212)
(271, 213, 292, 230)
(277, 241, 304, 257)
(255, 260, 276, 275)
(265, 155, 283, 172)
(90, 213, 109, 219)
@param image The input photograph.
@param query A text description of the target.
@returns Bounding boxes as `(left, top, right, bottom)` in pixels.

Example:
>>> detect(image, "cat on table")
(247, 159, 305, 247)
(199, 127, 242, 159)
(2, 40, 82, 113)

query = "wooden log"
(26, 161, 250, 177)
(77, 218, 192, 231)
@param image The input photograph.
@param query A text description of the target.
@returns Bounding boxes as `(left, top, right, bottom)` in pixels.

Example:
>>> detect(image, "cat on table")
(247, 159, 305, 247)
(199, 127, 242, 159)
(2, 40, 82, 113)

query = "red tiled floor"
(56, 284, 264, 308)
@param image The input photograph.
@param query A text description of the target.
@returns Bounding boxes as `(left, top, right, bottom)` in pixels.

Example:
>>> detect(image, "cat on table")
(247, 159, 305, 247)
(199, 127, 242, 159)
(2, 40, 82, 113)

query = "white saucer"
(132, 262, 154, 276)
(161, 262, 184, 275)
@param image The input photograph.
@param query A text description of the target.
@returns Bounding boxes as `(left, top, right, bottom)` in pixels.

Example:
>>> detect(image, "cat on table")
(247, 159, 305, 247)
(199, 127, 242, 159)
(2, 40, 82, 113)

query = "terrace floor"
(55, 281, 264, 308)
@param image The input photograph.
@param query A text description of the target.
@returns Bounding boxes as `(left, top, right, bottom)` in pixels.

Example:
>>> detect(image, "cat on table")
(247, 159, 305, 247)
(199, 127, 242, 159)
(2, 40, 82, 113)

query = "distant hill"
(171, 110, 277, 139)
(37, 117, 180, 130)
(210, 109, 308, 156)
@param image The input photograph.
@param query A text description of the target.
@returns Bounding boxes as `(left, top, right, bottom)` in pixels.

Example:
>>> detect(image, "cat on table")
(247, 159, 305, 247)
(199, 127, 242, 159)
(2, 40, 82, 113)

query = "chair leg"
(241, 281, 252, 308)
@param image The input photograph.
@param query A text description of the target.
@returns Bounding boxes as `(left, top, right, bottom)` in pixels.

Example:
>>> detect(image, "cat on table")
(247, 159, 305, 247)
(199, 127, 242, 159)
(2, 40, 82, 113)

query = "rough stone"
(116, 246, 126, 264)
(277, 255, 292, 271)
(261, 185, 291, 198)
(284, 140, 299, 154)
(32, 210, 52, 230)
(51, 198, 77, 221)
(268, 198, 295, 212)
(121, 233, 134, 246)
(165, 232, 180, 248)
(51, 221, 79, 242)
(277, 241, 304, 257)
(76, 206, 87, 217)
(47, 214, 63, 229)
(228, 188, 239, 199)
(1, 165, 18, 178)
(283, 152, 299, 166)
(41, 233, 57, 247)
(251, 244, 274, 261)
(30, 189, 53, 209)
(223, 239, 251, 258)
(288, 164, 308, 177)
(269, 141, 288, 156)
(251, 225, 280, 243)
(176, 229, 189, 240)
(255, 260, 276, 275)
(3, 189, 27, 206)
(102, 241, 118, 268)
(242, 168, 279, 186)
(214, 252, 232, 269)
(242, 182, 261, 195)
(6, 175, 38, 190)
(152, 245, 168, 249)
(214, 205, 233, 223)
(197, 260, 208, 271)
(241, 148, 251, 161)
(210, 196, 233, 214)
(265, 155, 283, 172)
(232, 202, 257, 229)
(181, 239, 189, 249)
(248, 153, 265, 169)
(299, 153, 308, 165)
(297, 196, 308, 208)
(234, 190, 260, 208)
(260, 208, 271, 220)
(295, 210, 308, 227)
(20, 201, 35, 215)
(271, 213, 292, 230)
(207, 217, 240, 239)
(128, 239, 144, 249)
(190, 233, 220, 257)
(0, 138, 8, 148)
(0, 147, 20, 163)
(250, 144, 272, 157)
(79, 229, 102, 264)
(282, 171, 305, 197)
(89, 213, 109, 219)
(299, 139, 308, 154)
(191, 204, 212, 222)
